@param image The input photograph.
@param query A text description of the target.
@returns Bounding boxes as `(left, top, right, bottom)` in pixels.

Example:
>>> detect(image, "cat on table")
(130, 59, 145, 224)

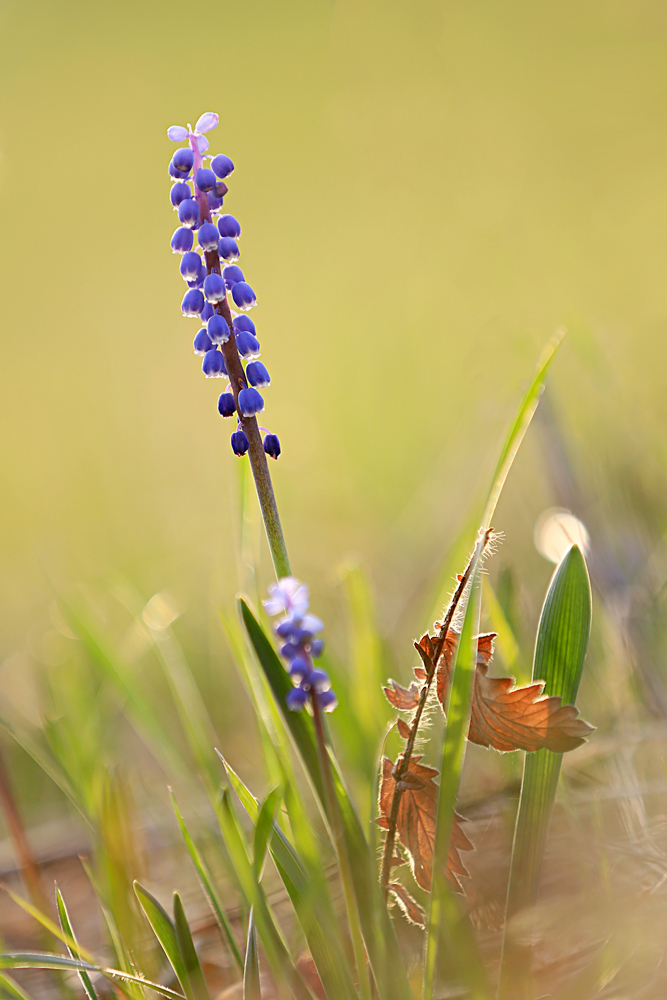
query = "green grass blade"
(0, 972, 37, 1000)
(243, 909, 261, 1000)
(252, 788, 281, 879)
(481, 331, 564, 530)
(423, 540, 492, 1000)
(498, 544, 592, 999)
(173, 893, 212, 1000)
(133, 882, 190, 996)
(0, 954, 185, 1000)
(170, 792, 244, 972)
(56, 887, 100, 1000)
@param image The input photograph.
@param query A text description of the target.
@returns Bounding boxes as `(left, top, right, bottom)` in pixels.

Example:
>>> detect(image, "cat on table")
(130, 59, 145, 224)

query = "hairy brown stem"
(379, 530, 492, 897)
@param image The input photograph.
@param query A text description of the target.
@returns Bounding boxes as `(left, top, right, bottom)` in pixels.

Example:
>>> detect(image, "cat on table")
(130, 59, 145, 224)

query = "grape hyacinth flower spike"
(166, 111, 289, 578)
(264, 578, 336, 714)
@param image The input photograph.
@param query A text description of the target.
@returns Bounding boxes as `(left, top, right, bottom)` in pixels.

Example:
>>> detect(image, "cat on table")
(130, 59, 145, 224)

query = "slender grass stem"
(311, 695, 373, 1000)
(379, 532, 491, 898)
(0, 744, 47, 917)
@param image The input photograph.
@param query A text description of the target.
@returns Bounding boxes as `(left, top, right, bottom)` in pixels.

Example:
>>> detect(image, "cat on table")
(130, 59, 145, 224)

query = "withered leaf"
(396, 718, 411, 740)
(414, 634, 435, 678)
(388, 882, 425, 928)
(414, 666, 427, 681)
(383, 679, 421, 711)
(378, 756, 473, 893)
(435, 630, 595, 753)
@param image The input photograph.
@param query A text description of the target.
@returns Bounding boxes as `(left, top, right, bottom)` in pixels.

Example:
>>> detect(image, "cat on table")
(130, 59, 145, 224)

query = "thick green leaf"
(498, 544, 592, 999)
(56, 886, 100, 1000)
(173, 893, 212, 1000)
(0, 954, 185, 1000)
(170, 792, 244, 972)
(134, 882, 189, 995)
(243, 909, 261, 1000)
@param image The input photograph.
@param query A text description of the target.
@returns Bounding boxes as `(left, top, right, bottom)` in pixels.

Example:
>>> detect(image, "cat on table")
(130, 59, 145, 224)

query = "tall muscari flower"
(167, 112, 280, 461)
(263, 578, 336, 714)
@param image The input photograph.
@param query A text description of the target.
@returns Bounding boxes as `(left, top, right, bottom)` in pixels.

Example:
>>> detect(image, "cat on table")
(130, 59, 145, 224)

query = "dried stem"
(191, 168, 291, 580)
(379, 530, 492, 897)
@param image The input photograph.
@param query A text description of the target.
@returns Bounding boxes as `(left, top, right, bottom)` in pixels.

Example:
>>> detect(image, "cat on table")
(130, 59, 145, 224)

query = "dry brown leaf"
(396, 718, 411, 740)
(435, 630, 595, 753)
(388, 882, 425, 927)
(378, 756, 473, 892)
(383, 679, 421, 711)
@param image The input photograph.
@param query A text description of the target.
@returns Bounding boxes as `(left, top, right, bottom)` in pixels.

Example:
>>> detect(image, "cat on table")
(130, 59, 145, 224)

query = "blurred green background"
(1, 0, 667, 795)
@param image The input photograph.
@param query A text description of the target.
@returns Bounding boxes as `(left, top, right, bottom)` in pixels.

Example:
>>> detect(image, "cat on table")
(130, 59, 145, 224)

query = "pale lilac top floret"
(167, 112, 219, 153)
(264, 577, 310, 619)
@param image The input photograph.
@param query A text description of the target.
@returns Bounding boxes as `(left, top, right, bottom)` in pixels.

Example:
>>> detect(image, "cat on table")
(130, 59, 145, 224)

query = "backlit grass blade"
(0, 954, 185, 1000)
(0, 972, 36, 1000)
(498, 544, 592, 1000)
(252, 787, 281, 879)
(173, 893, 212, 1000)
(134, 882, 189, 996)
(170, 792, 244, 972)
(56, 886, 100, 1000)
(423, 539, 492, 1000)
(243, 909, 261, 1000)
(481, 331, 564, 530)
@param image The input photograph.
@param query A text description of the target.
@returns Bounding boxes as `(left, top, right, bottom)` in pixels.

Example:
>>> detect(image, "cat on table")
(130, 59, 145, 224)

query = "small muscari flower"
(213, 180, 228, 198)
(201, 301, 214, 323)
(170, 181, 192, 208)
(169, 160, 190, 180)
(265, 577, 310, 618)
(203, 272, 226, 302)
(308, 669, 331, 693)
(263, 433, 281, 459)
(218, 215, 241, 239)
(207, 313, 229, 345)
(218, 237, 240, 262)
(195, 167, 217, 192)
(180, 251, 203, 282)
(223, 265, 244, 289)
(218, 392, 236, 417)
(207, 194, 224, 212)
(310, 639, 324, 659)
(202, 348, 226, 377)
(181, 288, 205, 317)
(198, 222, 219, 252)
(172, 147, 194, 174)
(317, 691, 337, 713)
(233, 314, 256, 334)
(232, 281, 257, 311)
(178, 198, 200, 228)
(286, 688, 308, 712)
(211, 153, 234, 178)
(238, 386, 264, 416)
(193, 328, 213, 355)
(246, 361, 270, 388)
(171, 227, 194, 254)
(187, 270, 206, 290)
(289, 657, 310, 683)
(231, 428, 249, 456)
(235, 330, 261, 358)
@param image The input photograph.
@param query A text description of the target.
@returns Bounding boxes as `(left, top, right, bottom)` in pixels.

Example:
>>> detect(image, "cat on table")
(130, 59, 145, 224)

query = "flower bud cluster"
(263, 578, 336, 714)
(167, 112, 280, 460)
